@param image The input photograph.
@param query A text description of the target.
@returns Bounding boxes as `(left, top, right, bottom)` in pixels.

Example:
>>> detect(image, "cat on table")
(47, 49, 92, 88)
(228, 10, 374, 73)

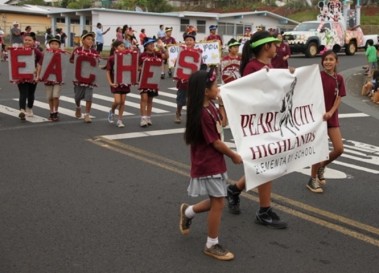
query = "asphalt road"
(0, 51, 378, 273)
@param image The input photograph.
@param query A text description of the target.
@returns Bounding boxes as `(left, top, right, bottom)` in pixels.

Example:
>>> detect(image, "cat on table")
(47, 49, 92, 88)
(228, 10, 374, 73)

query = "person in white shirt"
(95, 22, 110, 54)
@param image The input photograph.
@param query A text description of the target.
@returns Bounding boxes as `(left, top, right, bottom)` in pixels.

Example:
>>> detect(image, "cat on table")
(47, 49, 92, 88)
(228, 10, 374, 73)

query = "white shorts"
(45, 85, 61, 99)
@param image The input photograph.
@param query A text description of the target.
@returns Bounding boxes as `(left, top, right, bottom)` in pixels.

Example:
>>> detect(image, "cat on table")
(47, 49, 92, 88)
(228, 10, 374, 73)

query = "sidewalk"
(341, 66, 379, 120)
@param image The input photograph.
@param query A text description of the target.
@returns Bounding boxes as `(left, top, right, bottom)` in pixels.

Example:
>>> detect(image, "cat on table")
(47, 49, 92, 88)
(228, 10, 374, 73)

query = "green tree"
(119, 0, 172, 12)
(66, 0, 92, 9)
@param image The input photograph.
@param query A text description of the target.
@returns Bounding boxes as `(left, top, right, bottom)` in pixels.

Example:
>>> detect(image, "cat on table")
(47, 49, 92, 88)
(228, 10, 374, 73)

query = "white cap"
(13, 21, 19, 25)
(0, 30, 4, 35)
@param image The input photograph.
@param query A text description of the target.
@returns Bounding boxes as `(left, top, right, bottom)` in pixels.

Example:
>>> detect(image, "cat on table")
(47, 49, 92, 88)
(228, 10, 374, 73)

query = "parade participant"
(95, 22, 111, 54)
(39, 36, 64, 121)
(206, 25, 223, 46)
(225, 31, 287, 229)
(69, 32, 98, 123)
(138, 37, 167, 127)
(307, 50, 345, 193)
(271, 32, 291, 69)
(179, 68, 242, 261)
(161, 27, 177, 78)
(106, 40, 131, 128)
(14, 33, 43, 120)
(10, 22, 23, 47)
(220, 38, 241, 84)
(174, 29, 202, 124)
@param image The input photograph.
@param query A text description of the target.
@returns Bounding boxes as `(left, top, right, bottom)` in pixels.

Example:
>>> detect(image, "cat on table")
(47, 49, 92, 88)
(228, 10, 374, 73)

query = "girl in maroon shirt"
(226, 31, 288, 229)
(179, 68, 242, 261)
(307, 50, 345, 193)
(16, 33, 43, 120)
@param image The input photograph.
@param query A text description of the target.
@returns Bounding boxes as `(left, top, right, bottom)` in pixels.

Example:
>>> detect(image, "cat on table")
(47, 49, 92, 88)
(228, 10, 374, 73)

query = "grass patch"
(287, 9, 319, 22)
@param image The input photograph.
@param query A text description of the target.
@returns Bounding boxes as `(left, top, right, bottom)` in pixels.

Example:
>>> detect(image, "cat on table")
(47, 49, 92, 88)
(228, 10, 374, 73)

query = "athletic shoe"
(307, 177, 323, 193)
(140, 118, 148, 127)
(317, 166, 326, 185)
(53, 112, 59, 121)
(160, 73, 165, 79)
(75, 107, 81, 118)
(146, 117, 152, 126)
(255, 207, 287, 229)
(48, 113, 54, 121)
(26, 107, 33, 117)
(203, 244, 234, 261)
(107, 110, 114, 124)
(116, 120, 125, 128)
(19, 109, 26, 120)
(174, 112, 181, 124)
(168, 69, 172, 77)
(84, 114, 92, 123)
(179, 203, 192, 235)
(226, 185, 241, 215)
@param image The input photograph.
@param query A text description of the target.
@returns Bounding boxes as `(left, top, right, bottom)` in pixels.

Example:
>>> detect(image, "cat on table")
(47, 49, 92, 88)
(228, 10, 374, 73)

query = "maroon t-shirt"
(106, 55, 131, 94)
(271, 42, 291, 69)
(242, 59, 272, 76)
(320, 71, 346, 128)
(190, 103, 226, 178)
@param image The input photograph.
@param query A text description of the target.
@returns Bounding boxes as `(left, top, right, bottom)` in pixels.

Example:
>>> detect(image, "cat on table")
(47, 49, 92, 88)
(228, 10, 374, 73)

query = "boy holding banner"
(69, 32, 99, 123)
(38, 36, 67, 121)
(138, 37, 167, 127)
(9, 33, 43, 120)
(173, 31, 203, 123)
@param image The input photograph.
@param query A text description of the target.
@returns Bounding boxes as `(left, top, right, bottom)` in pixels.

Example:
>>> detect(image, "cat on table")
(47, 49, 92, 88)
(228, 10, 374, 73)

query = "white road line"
(128, 93, 177, 108)
(101, 128, 185, 140)
(332, 160, 379, 174)
(31, 100, 96, 119)
(339, 113, 369, 118)
(84, 94, 133, 115)
(92, 94, 168, 114)
(0, 104, 47, 123)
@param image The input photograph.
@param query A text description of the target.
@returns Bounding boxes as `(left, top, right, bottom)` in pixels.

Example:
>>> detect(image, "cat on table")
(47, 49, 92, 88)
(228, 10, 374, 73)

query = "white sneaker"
(84, 114, 92, 123)
(140, 118, 148, 127)
(146, 117, 152, 126)
(116, 120, 125, 128)
(26, 107, 33, 117)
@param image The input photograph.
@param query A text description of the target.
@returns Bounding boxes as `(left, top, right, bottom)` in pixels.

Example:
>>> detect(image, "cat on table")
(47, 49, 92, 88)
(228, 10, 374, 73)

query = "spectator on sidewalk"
(95, 22, 110, 54)
(10, 22, 23, 47)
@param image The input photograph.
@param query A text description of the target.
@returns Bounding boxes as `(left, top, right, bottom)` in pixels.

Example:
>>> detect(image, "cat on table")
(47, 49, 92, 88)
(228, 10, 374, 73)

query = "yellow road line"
(90, 137, 379, 248)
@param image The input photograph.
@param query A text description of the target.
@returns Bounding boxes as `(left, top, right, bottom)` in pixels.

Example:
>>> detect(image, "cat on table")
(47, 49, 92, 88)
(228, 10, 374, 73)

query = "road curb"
(340, 66, 379, 120)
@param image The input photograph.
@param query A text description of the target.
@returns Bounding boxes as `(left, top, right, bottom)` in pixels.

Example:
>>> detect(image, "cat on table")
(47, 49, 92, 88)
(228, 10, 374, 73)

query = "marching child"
(106, 40, 130, 128)
(41, 36, 64, 121)
(17, 33, 43, 120)
(225, 31, 288, 229)
(180, 68, 242, 261)
(174, 30, 202, 123)
(138, 37, 167, 127)
(220, 38, 241, 84)
(69, 32, 98, 123)
(307, 50, 345, 193)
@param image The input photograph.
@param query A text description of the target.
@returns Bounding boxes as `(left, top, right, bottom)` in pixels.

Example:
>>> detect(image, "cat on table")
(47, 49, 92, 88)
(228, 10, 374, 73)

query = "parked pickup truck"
(283, 20, 364, 57)
(362, 34, 379, 49)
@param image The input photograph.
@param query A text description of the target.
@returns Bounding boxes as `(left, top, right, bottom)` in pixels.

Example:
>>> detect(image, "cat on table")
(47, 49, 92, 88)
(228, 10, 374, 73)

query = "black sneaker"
(160, 73, 165, 79)
(168, 69, 172, 77)
(179, 203, 192, 235)
(255, 207, 287, 229)
(226, 185, 241, 214)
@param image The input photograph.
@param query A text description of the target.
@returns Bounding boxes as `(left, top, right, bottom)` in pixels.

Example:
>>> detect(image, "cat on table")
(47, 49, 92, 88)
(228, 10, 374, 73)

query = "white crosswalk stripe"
(1, 90, 178, 122)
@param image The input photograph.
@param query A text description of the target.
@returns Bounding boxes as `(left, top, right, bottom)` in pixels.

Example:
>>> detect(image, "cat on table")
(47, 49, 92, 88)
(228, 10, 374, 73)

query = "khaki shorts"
(45, 85, 62, 99)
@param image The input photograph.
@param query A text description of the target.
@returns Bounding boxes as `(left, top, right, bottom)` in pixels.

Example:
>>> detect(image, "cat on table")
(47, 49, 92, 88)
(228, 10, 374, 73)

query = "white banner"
(167, 41, 221, 67)
(220, 64, 329, 191)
